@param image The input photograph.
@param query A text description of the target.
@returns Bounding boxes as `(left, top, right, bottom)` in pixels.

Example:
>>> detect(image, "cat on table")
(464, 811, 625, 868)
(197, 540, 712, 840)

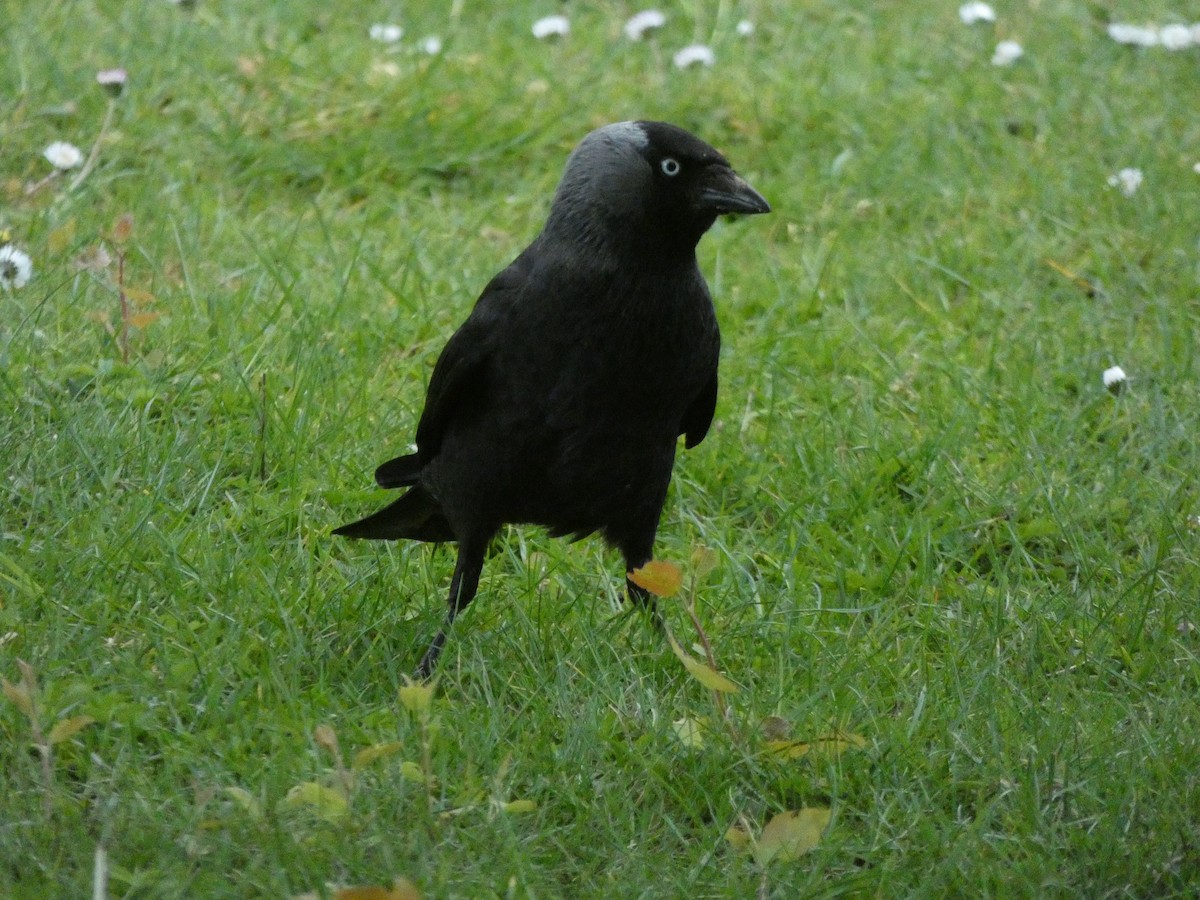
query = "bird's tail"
(332, 484, 454, 543)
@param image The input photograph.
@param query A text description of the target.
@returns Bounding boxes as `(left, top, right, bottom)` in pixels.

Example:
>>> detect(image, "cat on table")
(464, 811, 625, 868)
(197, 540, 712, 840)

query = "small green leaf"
(667, 631, 740, 693)
(399, 761, 432, 786)
(502, 799, 537, 814)
(689, 545, 719, 578)
(398, 679, 435, 714)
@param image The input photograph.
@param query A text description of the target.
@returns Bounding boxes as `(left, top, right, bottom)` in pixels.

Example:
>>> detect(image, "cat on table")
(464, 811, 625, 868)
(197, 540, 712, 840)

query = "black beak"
(697, 165, 771, 216)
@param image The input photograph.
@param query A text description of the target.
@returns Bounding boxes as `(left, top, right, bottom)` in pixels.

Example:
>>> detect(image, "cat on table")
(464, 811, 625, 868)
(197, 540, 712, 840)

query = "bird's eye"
(660, 157, 681, 177)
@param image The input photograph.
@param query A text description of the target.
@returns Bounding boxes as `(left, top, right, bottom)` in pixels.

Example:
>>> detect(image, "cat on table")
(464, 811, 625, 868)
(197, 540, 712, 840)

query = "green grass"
(3, 0, 1200, 896)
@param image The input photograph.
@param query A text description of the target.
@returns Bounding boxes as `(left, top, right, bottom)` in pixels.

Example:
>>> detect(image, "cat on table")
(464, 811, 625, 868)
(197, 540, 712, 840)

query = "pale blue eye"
(660, 158, 681, 176)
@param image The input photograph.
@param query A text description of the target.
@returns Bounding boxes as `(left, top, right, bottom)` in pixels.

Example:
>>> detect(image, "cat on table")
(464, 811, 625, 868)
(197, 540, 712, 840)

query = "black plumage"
(334, 121, 770, 677)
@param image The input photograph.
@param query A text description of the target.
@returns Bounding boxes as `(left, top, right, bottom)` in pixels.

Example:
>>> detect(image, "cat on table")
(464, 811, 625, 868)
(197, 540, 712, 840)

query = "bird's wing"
(681, 369, 718, 449)
(413, 251, 531, 461)
(374, 452, 422, 488)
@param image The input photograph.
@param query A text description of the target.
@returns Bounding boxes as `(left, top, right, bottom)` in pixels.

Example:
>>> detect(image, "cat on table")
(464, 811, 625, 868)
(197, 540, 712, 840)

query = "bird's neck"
(545, 214, 703, 270)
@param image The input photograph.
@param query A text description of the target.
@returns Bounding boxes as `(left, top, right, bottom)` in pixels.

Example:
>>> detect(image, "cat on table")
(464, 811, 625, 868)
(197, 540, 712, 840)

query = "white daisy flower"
(736, 19, 755, 36)
(624, 10, 666, 41)
(43, 141, 83, 170)
(368, 23, 403, 43)
(991, 40, 1023, 66)
(1107, 168, 1143, 197)
(0, 245, 34, 290)
(421, 35, 443, 55)
(1159, 24, 1193, 50)
(1107, 23, 1159, 46)
(1102, 365, 1127, 392)
(958, 3, 996, 25)
(673, 44, 715, 68)
(532, 15, 569, 39)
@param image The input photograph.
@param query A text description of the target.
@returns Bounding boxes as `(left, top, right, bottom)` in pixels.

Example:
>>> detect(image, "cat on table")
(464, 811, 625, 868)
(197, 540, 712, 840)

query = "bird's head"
(544, 120, 770, 258)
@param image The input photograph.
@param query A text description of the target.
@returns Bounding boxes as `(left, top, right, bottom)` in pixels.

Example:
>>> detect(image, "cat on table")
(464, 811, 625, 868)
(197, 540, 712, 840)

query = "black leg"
(415, 538, 486, 679)
(620, 534, 664, 629)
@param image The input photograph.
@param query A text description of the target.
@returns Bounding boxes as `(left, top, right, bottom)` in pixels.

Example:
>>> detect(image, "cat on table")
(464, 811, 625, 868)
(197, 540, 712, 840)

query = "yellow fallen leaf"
(281, 781, 349, 823)
(47, 715, 96, 744)
(671, 717, 706, 749)
(767, 731, 866, 761)
(667, 631, 740, 693)
(390, 879, 422, 900)
(124, 286, 155, 306)
(765, 739, 809, 759)
(754, 808, 831, 866)
(224, 786, 263, 819)
(295, 878, 421, 900)
(313, 724, 339, 754)
(128, 311, 161, 329)
(331, 884, 417, 900)
(352, 741, 404, 770)
(724, 824, 752, 852)
(629, 560, 683, 598)
(810, 731, 866, 758)
(47, 218, 77, 254)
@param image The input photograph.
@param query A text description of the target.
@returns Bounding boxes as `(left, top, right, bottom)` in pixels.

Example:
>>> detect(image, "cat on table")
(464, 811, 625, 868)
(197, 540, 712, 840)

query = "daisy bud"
(673, 44, 716, 68)
(991, 40, 1023, 66)
(624, 11, 666, 42)
(532, 15, 569, 40)
(369, 23, 403, 43)
(1107, 168, 1143, 197)
(959, 3, 996, 25)
(97, 68, 128, 97)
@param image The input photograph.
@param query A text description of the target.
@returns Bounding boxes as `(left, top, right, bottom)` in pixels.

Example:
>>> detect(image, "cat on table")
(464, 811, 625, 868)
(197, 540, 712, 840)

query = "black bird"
(334, 121, 770, 677)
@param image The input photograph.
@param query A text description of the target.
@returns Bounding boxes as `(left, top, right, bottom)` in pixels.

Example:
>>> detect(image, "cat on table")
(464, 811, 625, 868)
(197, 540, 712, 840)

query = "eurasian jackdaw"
(335, 120, 770, 677)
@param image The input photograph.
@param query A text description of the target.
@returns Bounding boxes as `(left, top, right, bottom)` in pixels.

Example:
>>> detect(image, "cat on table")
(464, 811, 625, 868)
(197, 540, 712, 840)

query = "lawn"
(2, 1, 1199, 896)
